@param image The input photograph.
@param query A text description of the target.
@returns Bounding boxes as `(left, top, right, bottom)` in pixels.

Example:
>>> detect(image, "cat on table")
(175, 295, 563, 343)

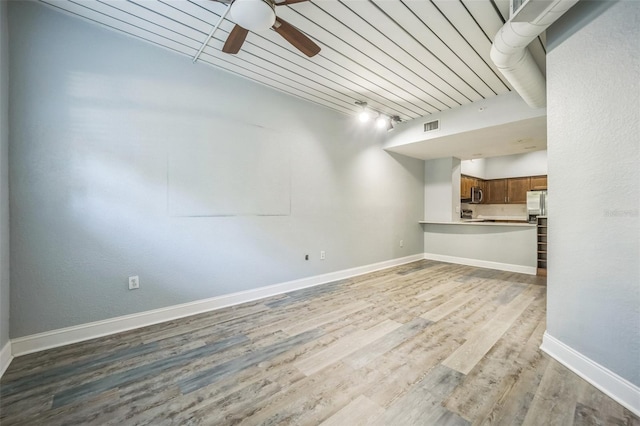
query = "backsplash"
(461, 203, 527, 218)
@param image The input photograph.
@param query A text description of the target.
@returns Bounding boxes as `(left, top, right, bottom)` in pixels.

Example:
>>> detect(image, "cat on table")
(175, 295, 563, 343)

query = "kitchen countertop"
(419, 220, 535, 227)
(476, 215, 528, 221)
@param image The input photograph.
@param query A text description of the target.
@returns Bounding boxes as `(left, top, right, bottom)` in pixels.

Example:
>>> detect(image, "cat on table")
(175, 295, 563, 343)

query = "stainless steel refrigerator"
(527, 190, 547, 222)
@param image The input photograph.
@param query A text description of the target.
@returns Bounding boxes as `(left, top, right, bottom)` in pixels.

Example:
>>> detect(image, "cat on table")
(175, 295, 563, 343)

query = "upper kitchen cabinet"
(460, 151, 548, 204)
(460, 175, 480, 199)
(483, 176, 542, 204)
(507, 177, 530, 203)
(530, 175, 548, 190)
(486, 179, 507, 204)
(461, 175, 472, 199)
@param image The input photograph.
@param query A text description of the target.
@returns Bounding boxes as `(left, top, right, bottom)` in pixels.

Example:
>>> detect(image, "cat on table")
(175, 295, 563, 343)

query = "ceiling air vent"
(424, 120, 440, 133)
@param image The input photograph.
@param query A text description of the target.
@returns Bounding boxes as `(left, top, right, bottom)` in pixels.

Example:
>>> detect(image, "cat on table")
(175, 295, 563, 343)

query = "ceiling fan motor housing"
(231, 0, 276, 32)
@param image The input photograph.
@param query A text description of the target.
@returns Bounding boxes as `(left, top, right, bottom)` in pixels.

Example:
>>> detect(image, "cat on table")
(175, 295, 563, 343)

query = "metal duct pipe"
(490, 0, 580, 108)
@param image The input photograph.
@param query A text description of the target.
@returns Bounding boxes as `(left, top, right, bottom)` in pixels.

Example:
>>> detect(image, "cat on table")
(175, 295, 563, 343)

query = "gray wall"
(8, 1, 424, 337)
(482, 151, 547, 180)
(461, 151, 548, 181)
(547, 1, 639, 386)
(424, 225, 536, 270)
(0, 0, 10, 351)
(424, 157, 460, 222)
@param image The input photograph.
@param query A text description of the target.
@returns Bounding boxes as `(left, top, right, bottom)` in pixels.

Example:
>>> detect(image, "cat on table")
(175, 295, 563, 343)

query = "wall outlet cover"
(128, 276, 140, 290)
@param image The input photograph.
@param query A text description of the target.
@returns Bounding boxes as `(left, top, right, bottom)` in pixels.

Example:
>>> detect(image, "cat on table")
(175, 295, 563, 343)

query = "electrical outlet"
(400, 240, 404, 248)
(128, 275, 140, 290)
(320, 251, 326, 260)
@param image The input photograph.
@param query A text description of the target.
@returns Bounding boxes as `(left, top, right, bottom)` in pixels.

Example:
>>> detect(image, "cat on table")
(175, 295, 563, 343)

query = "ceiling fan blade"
(222, 25, 249, 54)
(272, 17, 320, 57)
(274, 0, 309, 5)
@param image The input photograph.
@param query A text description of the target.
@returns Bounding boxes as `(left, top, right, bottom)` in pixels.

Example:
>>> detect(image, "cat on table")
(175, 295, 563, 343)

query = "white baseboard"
(423, 253, 536, 275)
(0, 339, 13, 379)
(541, 332, 640, 416)
(11, 254, 425, 357)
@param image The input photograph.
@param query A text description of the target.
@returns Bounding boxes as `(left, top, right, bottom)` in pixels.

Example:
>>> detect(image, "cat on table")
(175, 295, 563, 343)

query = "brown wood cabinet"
(460, 175, 479, 200)
(530, 175, 548, 190)
(507, 177, 530, 204)
(486, 179, 507, 204)
(462, 174, 547, 204)
(461, 175, 472, 199)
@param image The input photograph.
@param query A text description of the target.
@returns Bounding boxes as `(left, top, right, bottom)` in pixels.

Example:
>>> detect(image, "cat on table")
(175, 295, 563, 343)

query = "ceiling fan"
(211, 0, 321, 57)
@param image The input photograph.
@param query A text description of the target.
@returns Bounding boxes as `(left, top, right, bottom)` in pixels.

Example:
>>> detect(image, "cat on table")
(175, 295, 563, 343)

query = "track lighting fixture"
(376, 114, 389, 129)
(359, 110, 371, 123)
(388, 115, 401, 132)
(354, 101, 401, 131)
(356, 101, 370, 123)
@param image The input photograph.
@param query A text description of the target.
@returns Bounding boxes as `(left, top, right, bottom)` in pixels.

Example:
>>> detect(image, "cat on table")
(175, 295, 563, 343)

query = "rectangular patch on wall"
(168, 118, 291, 217)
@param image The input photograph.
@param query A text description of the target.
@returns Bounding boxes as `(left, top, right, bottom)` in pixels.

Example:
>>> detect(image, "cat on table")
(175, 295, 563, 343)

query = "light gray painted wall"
(547, 0, 639, 386)
(461, 151, 548, 180)
(8, 1, 425, 337)
(483, 151, 547, 179)
(424, 157, 460, 222)
(423, 225, 536, 268)
(0, 0, 10, 351)
(460, 158, 486, 179)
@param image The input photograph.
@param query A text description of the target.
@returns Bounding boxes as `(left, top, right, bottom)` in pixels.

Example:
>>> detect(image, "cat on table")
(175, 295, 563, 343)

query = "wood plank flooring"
(1, 260, 638, 425)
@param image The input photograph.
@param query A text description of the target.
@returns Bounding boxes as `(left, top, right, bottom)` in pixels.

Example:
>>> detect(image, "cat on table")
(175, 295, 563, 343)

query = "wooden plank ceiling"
(39, 0, 546, 121)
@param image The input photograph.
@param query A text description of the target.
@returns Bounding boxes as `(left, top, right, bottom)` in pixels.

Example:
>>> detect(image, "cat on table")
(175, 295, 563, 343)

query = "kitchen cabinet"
(507, 177, 530, 204)
(486, 179, 507, 204)
(461, 175, 472, 199)
(485, 177, 533, 204)
(530, 175, 548, 190)
(460, 175, 479, 199)
(464, 174, 547, 204)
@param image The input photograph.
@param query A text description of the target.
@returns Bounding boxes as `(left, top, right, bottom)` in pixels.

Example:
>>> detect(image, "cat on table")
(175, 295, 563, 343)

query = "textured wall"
(547, 1, 640, 386)
(8, 1, 424, 337)
(0, 0, 10, 351)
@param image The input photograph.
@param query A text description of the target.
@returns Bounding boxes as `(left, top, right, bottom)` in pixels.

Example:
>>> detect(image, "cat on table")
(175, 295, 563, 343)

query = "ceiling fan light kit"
(230, 0, 275, 32)
(212, 0, 321, 57)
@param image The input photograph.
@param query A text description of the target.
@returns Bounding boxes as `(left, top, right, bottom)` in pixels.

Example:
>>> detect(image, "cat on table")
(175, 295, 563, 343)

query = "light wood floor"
(1, 260, 638, 425)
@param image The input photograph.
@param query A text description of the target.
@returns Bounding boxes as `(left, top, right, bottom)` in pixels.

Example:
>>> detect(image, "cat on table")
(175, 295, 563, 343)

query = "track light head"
(356, 101, 370, 123)
(375, 114, 389, 129)
(354, 102, 401, 131)
(387, 116, 401, 132)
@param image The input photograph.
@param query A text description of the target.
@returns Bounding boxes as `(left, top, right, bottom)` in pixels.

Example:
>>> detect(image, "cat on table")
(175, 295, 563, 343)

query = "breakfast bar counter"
(420, 220, 537, 274)
(419, 220, 535, 227)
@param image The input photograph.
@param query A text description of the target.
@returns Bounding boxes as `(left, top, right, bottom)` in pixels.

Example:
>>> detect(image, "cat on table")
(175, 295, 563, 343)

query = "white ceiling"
(39, 0, 547, 123)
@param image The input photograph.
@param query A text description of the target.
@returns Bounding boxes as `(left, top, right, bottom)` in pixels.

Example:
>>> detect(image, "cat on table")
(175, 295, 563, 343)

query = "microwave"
(462, 187, 483, 204)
